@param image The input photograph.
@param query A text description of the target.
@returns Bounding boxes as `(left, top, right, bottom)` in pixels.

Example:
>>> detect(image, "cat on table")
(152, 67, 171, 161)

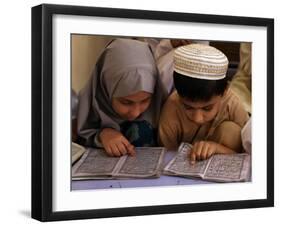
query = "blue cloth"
(120, 120, 156, 147)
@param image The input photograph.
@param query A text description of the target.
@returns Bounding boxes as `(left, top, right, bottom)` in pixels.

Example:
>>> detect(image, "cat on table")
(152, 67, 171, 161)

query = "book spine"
(112, 155, 127, 176)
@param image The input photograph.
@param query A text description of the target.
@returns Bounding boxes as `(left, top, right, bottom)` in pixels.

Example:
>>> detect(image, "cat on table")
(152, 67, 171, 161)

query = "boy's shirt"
(158, 88, 249, 150)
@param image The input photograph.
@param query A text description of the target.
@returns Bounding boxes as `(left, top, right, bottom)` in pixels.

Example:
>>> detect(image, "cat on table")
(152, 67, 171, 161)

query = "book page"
(115, 147, 165, 178)
(164, 143, 209, 177)
(71, 142, 86, 164)
(203, 154, 251, 182)
(72, 148, 123, 179)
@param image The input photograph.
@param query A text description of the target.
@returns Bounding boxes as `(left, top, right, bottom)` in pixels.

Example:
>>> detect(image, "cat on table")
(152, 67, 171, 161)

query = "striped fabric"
(174, 44, 229, 80)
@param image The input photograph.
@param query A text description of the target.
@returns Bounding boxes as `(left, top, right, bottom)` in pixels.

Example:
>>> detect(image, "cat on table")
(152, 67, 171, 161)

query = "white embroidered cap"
(174, 44, 229, 80)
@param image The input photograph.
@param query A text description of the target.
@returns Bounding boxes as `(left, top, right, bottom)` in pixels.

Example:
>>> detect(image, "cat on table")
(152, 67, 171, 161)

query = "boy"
(158, 44, 249, 164)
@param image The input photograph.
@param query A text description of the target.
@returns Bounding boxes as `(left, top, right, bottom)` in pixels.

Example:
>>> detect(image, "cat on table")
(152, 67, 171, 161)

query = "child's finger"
(190, 151, 196, 164)
(189, 143, 197, 164)
(125, 143, 136, 156)
(194, 142, 204, 161)
(206, 143, 216, 159)
(115, 142, 127, 155)
(206, 150, 213, 159)
(201, 143, 209, 160)
(111, 144, 122, 157)
(121, 138, 136, 156)
(121, 136, 130, 146)
(105, 146, 114, 157)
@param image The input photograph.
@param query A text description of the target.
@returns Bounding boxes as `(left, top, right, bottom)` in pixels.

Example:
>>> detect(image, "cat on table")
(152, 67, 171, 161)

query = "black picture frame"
(32, 3, 274, 222)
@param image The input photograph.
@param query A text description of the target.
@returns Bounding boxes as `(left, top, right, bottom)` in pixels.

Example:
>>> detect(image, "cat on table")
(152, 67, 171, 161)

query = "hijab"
(77, 38, 167, 146)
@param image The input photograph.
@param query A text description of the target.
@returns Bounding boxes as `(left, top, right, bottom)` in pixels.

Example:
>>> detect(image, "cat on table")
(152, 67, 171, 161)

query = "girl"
(77, 39, 166, 157)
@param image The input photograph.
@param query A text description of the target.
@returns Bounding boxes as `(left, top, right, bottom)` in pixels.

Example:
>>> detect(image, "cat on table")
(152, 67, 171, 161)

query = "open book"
(72, 142, 86, 164)
(164, 143, 251, 182)
(72, 147, 166, 180)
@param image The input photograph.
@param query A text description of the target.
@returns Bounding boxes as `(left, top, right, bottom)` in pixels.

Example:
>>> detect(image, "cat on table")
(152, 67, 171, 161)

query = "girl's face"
(180, 95, 223, 125)
(112, 91, 152, 121)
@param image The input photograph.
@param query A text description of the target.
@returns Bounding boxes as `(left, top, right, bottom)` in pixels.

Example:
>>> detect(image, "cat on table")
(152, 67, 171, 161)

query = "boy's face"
(180, 95, 223, 125)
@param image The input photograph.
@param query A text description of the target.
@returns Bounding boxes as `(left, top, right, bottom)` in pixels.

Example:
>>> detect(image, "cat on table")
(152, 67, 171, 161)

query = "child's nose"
(192, 110, 204, 124)
(129, 105, 141, 119)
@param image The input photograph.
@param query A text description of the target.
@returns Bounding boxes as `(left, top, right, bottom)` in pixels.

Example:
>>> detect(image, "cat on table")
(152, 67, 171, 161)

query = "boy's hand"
(189, 141, 217, 164)
(99, 128, 136, 157)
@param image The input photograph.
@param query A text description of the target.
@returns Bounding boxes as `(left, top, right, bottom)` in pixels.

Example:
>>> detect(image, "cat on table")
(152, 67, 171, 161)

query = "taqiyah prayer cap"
(174, 44, 229, 80)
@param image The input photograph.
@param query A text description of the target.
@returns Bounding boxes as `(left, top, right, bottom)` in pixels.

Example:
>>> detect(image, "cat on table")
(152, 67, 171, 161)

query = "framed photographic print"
(32, 3, 274, 222)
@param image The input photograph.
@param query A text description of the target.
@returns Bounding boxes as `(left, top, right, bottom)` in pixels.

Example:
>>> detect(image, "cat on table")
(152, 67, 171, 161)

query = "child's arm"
(158, 98, 181, 150)
(158, 120, 179, 150)
(189, 141, 236, 164)
(229, 89, 250, 127)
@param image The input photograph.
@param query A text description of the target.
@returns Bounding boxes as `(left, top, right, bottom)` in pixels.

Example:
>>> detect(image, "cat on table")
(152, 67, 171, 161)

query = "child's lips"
(192, 120, 204, 126)
(126, 116, 137, 121)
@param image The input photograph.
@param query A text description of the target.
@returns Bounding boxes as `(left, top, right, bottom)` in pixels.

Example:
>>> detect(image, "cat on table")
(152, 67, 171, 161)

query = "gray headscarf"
(77, 38, 167, 146)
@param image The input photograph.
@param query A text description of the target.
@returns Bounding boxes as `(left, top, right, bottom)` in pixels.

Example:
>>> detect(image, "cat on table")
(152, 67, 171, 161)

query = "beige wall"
(71, 35, 113, 93)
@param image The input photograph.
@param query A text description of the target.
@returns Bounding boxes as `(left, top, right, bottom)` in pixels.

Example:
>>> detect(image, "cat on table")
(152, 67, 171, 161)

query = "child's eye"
(120, 100, 133, 105)
(141, 97, 151, 104)
(183, 105, 193, 110)
(202, 106, 213, 111)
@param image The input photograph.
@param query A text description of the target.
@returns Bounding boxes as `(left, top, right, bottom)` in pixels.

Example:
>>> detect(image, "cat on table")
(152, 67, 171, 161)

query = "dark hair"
(173, 71, 230, 102)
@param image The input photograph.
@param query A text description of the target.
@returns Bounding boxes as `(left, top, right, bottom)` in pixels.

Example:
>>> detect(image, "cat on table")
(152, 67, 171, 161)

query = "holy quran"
(72, 147, 166, 180)
(164, 143, 251, 182)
